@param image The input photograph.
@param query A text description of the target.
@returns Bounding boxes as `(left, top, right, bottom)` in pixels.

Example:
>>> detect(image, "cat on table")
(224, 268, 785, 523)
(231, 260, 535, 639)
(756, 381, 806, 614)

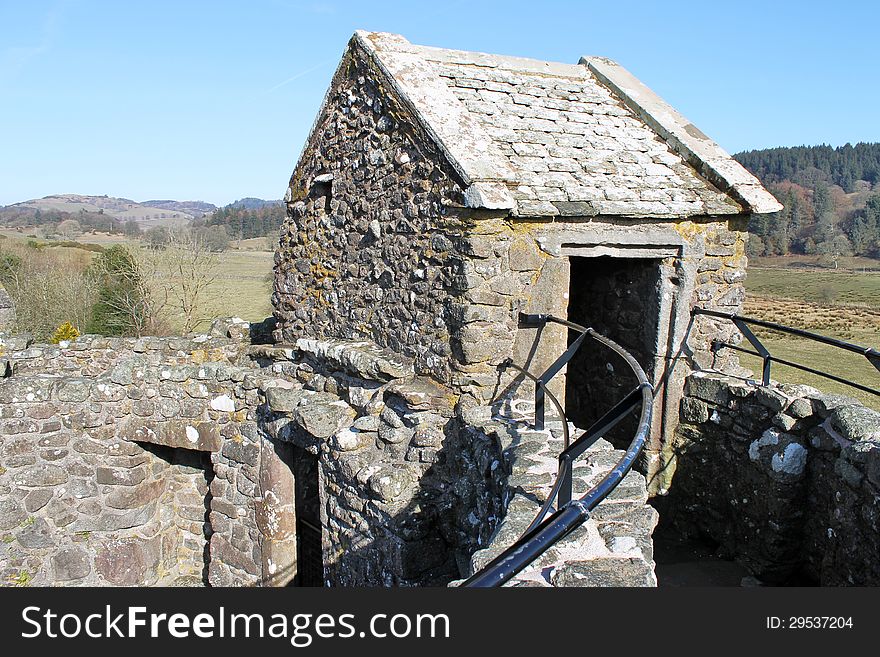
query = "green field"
(197, 249, 274, 331)
(0, 231, 275, 335)
(742, 263, 880, 411)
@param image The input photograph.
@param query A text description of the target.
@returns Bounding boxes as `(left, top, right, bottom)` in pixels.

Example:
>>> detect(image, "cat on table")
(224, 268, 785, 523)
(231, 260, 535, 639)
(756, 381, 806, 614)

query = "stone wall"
(0, 322, 292, 587)
(273, 43, 470, 385)
(256, 338, 506, 587)
(666, 371, 880, 585)
(1, 320, 659, 588)
(256, 337, 657, 587)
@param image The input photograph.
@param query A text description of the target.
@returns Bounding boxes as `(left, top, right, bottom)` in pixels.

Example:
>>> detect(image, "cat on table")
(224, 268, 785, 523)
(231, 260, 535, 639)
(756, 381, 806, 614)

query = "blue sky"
(1, 0, 878, 206)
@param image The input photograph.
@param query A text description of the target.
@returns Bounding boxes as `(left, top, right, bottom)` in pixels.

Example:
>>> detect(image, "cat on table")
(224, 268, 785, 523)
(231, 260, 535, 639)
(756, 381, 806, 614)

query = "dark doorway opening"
(565, 256, 662, 447)
(291, 445, 324, 587)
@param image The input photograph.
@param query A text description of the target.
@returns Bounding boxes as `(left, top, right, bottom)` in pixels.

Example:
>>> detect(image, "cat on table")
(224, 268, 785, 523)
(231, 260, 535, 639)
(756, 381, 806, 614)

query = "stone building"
(3, 32, 877, 588)
(273, 31, 782, 494)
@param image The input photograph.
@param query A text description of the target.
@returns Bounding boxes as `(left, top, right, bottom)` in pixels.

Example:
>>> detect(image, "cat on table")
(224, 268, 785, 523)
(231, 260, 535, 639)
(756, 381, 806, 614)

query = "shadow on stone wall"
(665, 371, 880, 585)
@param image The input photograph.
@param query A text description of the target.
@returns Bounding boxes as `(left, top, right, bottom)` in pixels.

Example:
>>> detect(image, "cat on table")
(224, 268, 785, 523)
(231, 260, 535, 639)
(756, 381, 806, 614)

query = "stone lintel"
(121, 418, 221, 452)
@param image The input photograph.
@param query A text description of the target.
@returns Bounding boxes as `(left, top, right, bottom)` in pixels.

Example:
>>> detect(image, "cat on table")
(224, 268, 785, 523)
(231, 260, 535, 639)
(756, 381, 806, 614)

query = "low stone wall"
(255, 339, 507, 586)
(667, 371, 880, 585)
(0, 322, 291, 587)
(1, 323, 657, 587)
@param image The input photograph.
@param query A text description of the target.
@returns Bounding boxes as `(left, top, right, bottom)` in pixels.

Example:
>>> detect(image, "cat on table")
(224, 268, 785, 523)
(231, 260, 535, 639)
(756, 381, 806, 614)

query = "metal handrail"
(692, 308, 880, 397)
(463, 313, 653, 587)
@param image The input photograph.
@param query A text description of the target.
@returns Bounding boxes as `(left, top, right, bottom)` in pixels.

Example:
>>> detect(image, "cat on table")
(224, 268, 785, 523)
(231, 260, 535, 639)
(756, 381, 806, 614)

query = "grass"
(741, 261, 880, 411)
(0, 230, 275, 335)
(196, 249, 274, 332)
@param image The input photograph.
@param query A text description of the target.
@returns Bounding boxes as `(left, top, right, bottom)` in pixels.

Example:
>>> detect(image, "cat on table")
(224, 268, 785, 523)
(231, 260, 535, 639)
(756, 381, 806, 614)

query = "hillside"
(734, 143, 880, 191)
(141, 199, 217, 218)
(1, 194, 201, 228)
(206, 199, 285, 239)
(226, 197, 283, 210)
(733, 144, 880, 261)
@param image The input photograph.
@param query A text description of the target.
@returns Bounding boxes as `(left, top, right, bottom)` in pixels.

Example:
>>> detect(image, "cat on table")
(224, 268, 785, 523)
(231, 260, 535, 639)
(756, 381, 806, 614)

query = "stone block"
(754, 386, 790, 412)
(96, 538, 160, 586)
(295, 396, 356, 439)
(121, 418, 221, 452)
(265, 387, 306, 413)
(71, 502, 157, 532)
(454, 322, 512, 364)
(210, 533, 260, 577)
(508, 236, 544, 271)
(0, 497, 27, 531)
(685, 375, 731, 405)
(96, 465, 147, 486)
(221, 439, 260, 467)
(16, 517, 55, 549)
(105, 478, 165, 510)
(367, 465, 414, 503)
(680, 397, 709, 424)
(550, 557, 655, 587)
(52, 546, 91, 581)
(12, 464, 68, 487)
(829, 405, 880, 442)
(24, 489, 52, 513)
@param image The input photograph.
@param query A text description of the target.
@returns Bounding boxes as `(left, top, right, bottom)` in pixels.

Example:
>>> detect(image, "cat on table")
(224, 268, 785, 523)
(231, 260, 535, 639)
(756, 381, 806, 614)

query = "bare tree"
(57, 219, 82, 240)
(128, 227, 220, 334)
(165, 227, 220, 333)
(0, 243, 97, 340)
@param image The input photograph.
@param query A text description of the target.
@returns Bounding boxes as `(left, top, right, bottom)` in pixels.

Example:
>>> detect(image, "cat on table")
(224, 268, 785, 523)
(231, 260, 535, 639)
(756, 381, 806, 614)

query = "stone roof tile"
(353, 31, 782, 218)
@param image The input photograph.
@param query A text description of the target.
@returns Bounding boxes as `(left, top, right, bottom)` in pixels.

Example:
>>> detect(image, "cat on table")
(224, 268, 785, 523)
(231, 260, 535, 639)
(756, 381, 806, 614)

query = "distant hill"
(1, 194, 202, 228)
(733, 144, 880, 259)
(141, 200, 217, 218)
(226, 197, 283, 210)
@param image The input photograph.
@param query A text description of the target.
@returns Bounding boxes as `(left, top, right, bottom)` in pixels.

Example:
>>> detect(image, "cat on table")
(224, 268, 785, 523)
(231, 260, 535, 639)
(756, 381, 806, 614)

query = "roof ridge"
(580, 56, 782, 214)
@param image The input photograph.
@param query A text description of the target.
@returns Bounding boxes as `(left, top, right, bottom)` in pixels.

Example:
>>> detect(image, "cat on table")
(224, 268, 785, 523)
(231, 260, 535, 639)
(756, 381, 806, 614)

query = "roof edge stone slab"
(355, 31, 517, 210)
(581, 56, 783, 215)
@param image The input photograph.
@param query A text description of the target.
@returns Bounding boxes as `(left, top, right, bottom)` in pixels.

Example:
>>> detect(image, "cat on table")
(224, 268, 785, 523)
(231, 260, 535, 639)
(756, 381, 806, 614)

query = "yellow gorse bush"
(50, 321, 80, 344)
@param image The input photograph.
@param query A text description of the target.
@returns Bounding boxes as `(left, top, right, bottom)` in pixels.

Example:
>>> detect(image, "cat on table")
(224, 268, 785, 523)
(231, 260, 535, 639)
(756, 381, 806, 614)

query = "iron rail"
(693, 308, 880, 396)
(463, 313, 653, 587)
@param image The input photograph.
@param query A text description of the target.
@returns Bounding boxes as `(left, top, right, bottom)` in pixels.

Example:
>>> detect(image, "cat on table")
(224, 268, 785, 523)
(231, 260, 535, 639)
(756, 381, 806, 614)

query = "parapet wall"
(1, 322, 658, 587)
(667, 372, 880, 585)
(0, 321, 291, 587)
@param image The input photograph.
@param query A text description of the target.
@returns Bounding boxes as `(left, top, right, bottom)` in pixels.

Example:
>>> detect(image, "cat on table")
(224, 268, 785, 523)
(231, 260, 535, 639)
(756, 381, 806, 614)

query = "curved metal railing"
(463, 313, 653, 587)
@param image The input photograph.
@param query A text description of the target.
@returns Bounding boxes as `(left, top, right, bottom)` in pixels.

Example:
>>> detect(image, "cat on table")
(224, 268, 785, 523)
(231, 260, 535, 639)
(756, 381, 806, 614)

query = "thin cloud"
(0, 2, 65, 82)
(267, 58, 335, 92)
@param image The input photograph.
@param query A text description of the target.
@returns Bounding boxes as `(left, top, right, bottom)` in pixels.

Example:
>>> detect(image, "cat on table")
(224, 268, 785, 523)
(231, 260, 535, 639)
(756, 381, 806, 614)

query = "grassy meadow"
(198, 249, 274, 331)
(741, 262, 880, 411)
(0, 230, 275, 335)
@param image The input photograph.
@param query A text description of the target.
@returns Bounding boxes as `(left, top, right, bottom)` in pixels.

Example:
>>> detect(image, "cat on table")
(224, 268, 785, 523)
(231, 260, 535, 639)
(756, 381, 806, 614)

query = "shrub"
(50, 321, 80, 344)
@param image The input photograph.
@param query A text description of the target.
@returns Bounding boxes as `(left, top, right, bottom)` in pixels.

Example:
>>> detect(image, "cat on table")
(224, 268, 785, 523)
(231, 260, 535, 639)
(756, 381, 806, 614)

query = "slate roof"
(336, 32, 781, 218)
